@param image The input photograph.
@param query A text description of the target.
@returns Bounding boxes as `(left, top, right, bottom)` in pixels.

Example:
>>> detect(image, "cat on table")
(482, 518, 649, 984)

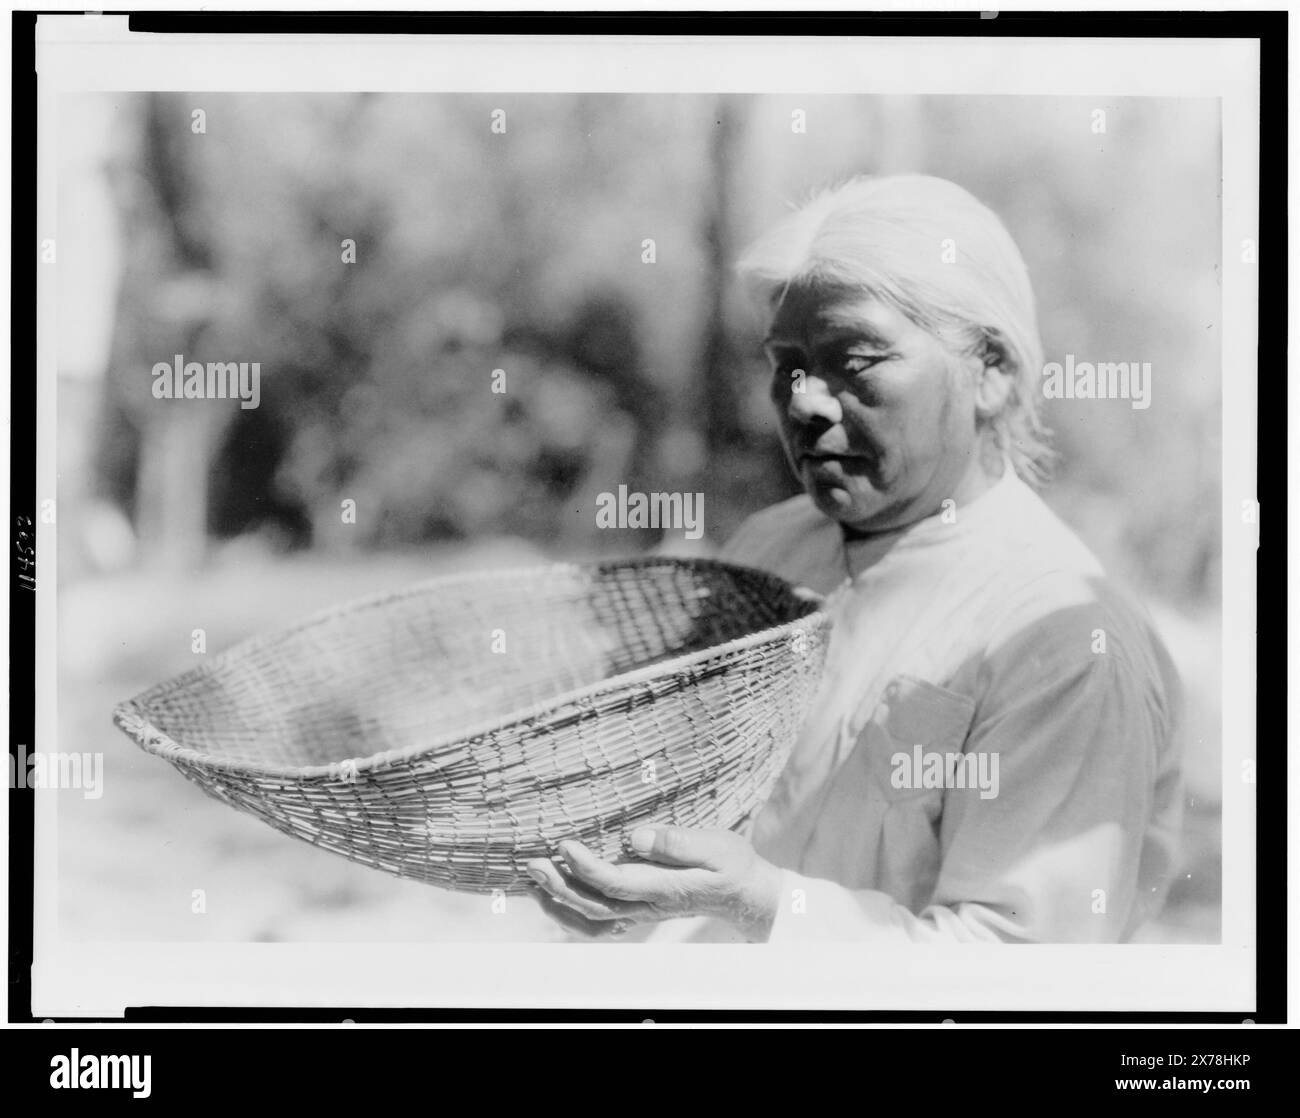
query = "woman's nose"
(787, 372, 843, 426)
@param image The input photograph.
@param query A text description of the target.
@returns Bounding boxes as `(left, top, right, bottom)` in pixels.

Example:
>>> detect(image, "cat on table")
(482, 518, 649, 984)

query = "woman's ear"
(972, 335, 1015, 421)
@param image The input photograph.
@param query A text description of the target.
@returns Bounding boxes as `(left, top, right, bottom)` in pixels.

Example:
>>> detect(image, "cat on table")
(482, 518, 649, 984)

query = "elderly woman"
(527, 174, 1183, 943)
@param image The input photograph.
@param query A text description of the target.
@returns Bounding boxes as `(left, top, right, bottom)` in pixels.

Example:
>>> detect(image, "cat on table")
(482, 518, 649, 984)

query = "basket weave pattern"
(113, 559, 831, 893)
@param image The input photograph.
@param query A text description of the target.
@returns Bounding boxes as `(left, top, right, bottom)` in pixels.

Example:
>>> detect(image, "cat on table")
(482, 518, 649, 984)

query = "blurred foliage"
(84, 93, 1220, 606)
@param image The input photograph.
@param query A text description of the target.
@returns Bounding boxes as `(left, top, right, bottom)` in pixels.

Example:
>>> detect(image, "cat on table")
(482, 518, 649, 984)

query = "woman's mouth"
(800, 450, 886, 496)
(802, 454, 859, 483)
(802, 451, 865, 471)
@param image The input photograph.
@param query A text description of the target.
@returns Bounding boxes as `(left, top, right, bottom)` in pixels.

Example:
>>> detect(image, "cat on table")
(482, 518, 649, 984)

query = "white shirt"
(661, 468, 1183, 943)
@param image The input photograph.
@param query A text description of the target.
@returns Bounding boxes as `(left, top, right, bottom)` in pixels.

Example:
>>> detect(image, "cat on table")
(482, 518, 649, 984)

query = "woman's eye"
(843, 354, 886, 374)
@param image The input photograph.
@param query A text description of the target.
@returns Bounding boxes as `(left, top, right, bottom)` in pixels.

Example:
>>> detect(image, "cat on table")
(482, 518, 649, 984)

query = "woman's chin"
(808, 482, 884, 525)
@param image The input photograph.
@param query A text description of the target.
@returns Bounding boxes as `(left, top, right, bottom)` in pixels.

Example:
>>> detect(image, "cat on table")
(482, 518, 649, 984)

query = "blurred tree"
(91, 92, 1220, 605)
(103, 96, 232, 569)
(697, 97, 745, 462)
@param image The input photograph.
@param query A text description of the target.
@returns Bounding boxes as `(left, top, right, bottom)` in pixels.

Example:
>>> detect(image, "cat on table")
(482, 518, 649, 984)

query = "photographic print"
(21, 15, 1264, 1019)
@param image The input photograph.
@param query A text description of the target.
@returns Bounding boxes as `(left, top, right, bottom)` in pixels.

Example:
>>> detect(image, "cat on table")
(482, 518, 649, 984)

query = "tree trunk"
(695, 96, 745, 467)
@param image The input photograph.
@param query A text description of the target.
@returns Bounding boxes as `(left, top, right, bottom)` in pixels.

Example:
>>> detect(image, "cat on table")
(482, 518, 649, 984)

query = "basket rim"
(112, 556, 831, 782)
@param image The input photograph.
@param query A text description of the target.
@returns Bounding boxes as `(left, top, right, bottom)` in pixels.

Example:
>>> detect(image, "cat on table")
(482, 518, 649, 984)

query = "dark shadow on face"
(762, 283, 987, 536)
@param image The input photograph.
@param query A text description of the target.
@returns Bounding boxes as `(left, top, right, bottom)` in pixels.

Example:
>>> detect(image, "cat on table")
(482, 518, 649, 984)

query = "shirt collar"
(839, 466, 1025, 578)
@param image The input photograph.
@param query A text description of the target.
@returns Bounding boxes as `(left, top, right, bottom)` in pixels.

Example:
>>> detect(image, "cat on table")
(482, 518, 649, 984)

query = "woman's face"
(763, 285, 987, 535)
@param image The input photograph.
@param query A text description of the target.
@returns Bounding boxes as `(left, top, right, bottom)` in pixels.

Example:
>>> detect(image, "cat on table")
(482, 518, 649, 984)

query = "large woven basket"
(112, 558, 831, 894)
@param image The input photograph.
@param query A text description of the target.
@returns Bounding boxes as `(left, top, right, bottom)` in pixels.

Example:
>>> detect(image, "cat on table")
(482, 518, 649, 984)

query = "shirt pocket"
(864, 673, 978, 806)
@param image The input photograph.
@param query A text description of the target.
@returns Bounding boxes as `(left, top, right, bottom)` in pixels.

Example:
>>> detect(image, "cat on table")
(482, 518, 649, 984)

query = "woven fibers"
(113, 558, 832, 893)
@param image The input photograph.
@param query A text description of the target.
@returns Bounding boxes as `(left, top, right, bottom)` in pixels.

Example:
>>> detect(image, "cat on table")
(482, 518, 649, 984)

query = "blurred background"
(55, 92, 1221, 943)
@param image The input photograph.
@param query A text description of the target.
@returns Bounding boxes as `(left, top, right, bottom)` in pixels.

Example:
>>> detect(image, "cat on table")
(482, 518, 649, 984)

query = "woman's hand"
(526, 826, 782, 942)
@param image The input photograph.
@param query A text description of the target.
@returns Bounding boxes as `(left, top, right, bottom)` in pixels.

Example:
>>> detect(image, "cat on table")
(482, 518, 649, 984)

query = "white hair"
(736, 174, 1053, 485)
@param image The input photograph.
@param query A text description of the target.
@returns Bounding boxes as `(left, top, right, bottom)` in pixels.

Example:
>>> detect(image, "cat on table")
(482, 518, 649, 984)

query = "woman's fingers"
(557, 838, 719, 910)
(535, 892, 620, 940)
(529, 830, 766, 934)
(626, 826, 730, 869)
(525, 855, 654, 923)
(557, 839, 658, 899)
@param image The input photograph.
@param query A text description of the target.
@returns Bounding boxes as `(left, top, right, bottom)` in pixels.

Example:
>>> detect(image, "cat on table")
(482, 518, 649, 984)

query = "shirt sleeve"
(767, 633, 1180, 944)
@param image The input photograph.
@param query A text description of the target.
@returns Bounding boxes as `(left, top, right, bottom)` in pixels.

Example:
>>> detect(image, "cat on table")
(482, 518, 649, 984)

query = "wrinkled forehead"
(762, 281, 910, 348)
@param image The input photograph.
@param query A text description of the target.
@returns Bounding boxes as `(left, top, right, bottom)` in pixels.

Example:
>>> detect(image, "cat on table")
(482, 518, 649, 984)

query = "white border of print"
(27, 15, 1258, 1017)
